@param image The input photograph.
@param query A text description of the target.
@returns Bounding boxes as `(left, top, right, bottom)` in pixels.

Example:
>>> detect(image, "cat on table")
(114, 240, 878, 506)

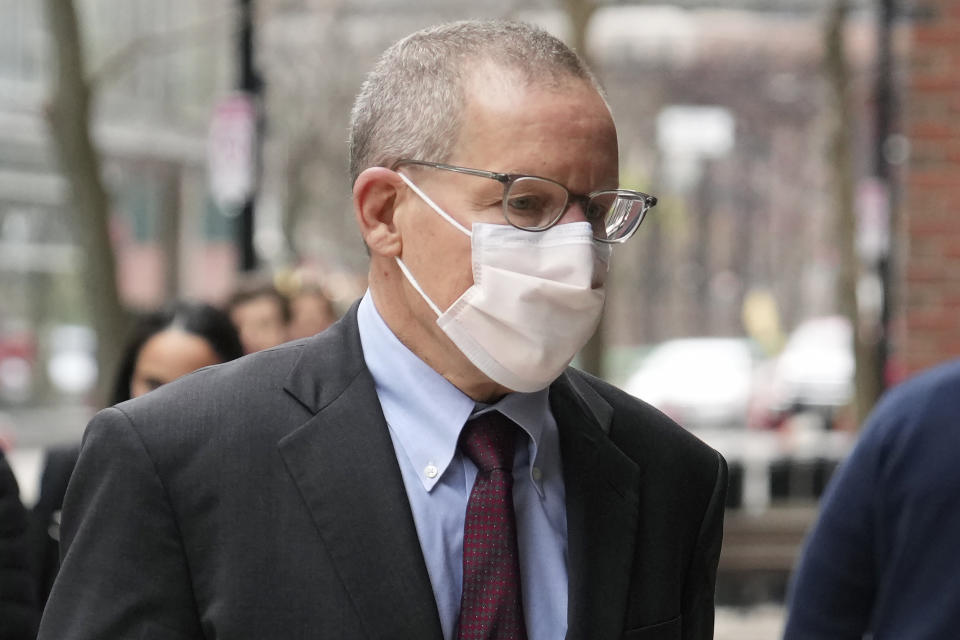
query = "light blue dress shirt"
(357, 292, 568, 640)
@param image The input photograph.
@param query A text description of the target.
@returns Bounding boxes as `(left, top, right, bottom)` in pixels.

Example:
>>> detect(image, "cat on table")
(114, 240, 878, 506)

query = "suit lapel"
(277, 305, 443, 640)
(551, 372, 643, 640)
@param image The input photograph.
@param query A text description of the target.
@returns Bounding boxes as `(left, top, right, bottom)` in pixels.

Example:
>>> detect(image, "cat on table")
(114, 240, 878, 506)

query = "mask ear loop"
(395, 257, 443, 317)
(394, 171, 474, 317)
(397, 173, 472, 237)
(595, 242, 613, 274)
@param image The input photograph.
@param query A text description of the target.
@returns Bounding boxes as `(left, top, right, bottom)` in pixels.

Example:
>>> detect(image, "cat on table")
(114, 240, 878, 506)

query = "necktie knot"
(461, 412, 521, 473)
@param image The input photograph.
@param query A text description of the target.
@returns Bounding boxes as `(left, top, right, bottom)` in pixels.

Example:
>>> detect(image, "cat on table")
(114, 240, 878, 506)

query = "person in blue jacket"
(783, 358, 960, 639)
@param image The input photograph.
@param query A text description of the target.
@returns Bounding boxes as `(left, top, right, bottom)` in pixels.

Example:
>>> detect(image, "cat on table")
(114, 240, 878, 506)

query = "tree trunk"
(825, 0, 881, 427)
(872, 0, 897, 393)
(563, 0, 598, 61)
(159, 162, 183, 301)
(42, 0, 133, 406)
(693, 161, 714, 335)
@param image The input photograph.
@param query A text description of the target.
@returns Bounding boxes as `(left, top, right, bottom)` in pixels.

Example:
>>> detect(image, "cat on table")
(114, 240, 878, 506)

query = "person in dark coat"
(784, 358, 960, 639)
(1, 448, 39, 639)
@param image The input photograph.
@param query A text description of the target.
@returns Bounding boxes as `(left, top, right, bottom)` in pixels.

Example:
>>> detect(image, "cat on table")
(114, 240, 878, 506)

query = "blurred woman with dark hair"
(30, 301, 243, 611)
(109, 301, 244, 404)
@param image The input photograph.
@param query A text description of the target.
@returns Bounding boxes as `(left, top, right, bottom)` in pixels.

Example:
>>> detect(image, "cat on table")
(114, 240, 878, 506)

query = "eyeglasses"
(391, 159, 657, 243)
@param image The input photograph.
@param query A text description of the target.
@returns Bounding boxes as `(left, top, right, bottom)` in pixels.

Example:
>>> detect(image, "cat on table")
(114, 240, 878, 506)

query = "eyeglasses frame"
(391, 158, 657, 243)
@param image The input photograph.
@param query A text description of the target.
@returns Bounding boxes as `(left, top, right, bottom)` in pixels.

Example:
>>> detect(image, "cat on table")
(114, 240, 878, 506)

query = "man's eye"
(586, 201, 607, 221)
(507, 195, 541, 212)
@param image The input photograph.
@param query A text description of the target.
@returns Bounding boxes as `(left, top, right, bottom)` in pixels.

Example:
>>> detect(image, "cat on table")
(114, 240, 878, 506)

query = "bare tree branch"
(88, 10, 236, 91)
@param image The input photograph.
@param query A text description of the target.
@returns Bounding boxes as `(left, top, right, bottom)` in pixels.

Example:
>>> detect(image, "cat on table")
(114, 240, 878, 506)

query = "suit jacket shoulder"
(40, 307, 444, 640)
(561, 366, 725, 487)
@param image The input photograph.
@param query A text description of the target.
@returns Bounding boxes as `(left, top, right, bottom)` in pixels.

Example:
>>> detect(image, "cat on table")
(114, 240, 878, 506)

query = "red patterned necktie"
(456, 411, 528, 640)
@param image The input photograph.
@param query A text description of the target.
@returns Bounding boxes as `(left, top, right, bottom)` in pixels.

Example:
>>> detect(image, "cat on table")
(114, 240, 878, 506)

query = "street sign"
(207, 93, 256, 214)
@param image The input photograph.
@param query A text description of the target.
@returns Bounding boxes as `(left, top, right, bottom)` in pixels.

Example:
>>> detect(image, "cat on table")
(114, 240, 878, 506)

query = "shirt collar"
(357, 291, 549, 494)
(472, 393, 550, 495)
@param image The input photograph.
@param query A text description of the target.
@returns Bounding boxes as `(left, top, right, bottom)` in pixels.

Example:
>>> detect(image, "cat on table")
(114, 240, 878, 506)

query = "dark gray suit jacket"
(38, 305, 726, 640)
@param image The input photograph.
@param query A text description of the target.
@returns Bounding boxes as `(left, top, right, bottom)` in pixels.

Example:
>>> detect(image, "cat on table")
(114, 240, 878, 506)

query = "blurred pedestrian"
(1, 448, 39, 640)
(225, 276, 291, 353)
(29, 301, 242, 611)
(40, 20, 726, 640)
(287, 283, 337, 340)
(109, 301, 244, 403)
(783, 358, 960, 639)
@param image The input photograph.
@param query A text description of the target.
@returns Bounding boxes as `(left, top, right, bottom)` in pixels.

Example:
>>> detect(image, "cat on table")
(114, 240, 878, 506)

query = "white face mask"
(395, 173, 611, 392)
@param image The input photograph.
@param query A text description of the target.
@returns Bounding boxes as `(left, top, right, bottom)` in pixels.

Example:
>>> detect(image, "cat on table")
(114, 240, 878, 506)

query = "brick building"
(900, 0, 960, 373)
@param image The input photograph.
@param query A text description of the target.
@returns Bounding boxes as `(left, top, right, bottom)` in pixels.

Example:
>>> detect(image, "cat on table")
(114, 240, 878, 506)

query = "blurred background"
(1, 0, 957, 636)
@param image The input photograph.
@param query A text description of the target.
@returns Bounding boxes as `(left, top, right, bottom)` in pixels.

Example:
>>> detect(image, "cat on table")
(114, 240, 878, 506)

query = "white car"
(624, 337, 759, 431)
(46, 324, 98, 397)
(758, 315, 854, 428)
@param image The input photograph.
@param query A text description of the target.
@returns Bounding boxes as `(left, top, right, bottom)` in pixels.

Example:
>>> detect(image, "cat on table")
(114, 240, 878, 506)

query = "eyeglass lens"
(504, 179, 648, 241)
(590, 192, 648, 241)
(504, 177, 568, 230)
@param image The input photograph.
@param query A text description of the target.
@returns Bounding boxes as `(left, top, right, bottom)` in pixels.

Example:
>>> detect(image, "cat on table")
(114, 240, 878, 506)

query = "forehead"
(233, 295, 284, 319)
(448, 64, 619, 190)
(137, 330, 218, 373)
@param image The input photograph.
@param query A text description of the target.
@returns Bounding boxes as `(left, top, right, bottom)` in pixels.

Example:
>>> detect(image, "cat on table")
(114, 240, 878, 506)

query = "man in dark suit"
(39, 20, 726, 640)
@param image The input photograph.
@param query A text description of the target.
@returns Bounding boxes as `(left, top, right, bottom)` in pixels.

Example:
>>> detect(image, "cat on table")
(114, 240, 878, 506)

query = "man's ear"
(353, 167, 405, 258)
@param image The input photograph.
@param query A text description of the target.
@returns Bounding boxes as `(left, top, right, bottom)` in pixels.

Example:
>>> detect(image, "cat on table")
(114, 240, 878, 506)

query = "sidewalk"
(716, 605, 785, 639)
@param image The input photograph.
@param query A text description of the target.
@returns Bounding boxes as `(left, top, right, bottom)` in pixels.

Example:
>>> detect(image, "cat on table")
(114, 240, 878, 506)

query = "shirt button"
(425, 464, 439, 479)
(532, 466, 542, 481)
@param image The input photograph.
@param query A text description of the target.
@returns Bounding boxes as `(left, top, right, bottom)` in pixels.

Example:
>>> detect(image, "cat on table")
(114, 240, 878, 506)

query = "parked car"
(624, 337, 761, 431)
(750, 315, 854, 430)
(46, 324, 97, 397)
(0, 327, 35, 405)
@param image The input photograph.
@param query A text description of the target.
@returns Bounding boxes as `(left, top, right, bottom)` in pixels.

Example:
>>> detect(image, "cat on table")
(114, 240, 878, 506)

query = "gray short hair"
(348, 20, 601, 185)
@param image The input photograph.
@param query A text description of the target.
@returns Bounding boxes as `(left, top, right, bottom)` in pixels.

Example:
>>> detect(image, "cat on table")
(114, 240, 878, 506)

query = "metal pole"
(874, 0, 896, 388)
(237, 0, 260, 272)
